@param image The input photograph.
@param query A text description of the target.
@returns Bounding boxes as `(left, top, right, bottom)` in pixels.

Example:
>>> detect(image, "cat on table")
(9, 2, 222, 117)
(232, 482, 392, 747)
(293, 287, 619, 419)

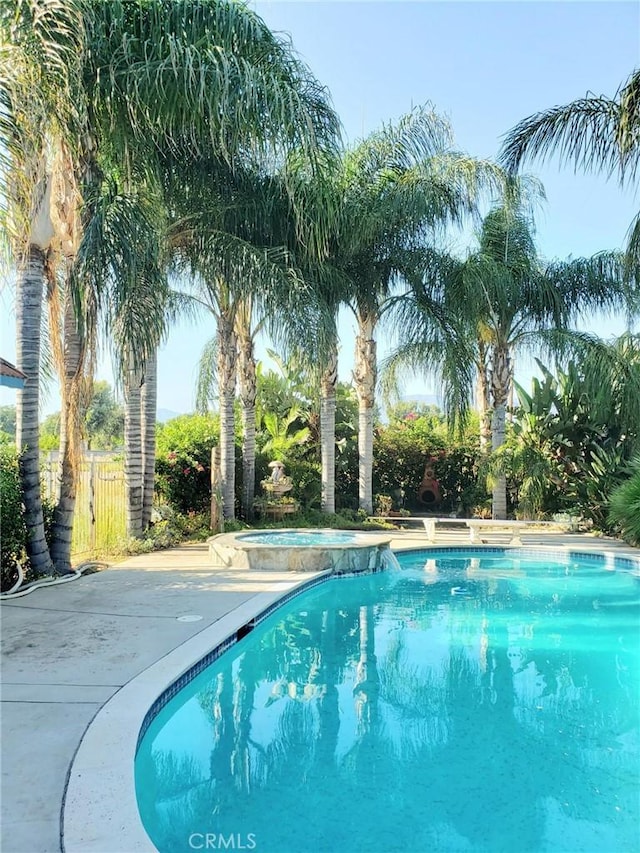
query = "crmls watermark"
(188, 833, 257, 850)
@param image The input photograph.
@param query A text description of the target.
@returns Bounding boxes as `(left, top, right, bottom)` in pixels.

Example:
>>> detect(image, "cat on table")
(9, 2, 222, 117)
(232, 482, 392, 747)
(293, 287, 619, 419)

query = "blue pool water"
(136, 550, 640, 852)
(238, 529, 357, 546)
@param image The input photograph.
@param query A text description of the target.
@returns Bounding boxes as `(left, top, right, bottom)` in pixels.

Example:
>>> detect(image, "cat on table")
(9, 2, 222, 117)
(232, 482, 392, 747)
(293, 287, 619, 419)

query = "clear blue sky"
(1, 0, 638, 414)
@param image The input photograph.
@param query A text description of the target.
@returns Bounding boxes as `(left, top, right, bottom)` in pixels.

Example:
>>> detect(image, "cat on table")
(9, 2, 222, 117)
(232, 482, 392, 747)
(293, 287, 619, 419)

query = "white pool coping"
(62, 541, 639, 852)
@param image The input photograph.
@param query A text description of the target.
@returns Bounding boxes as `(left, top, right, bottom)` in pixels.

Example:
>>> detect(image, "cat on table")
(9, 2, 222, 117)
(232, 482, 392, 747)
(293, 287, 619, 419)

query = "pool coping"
(61, 542, 639, 852)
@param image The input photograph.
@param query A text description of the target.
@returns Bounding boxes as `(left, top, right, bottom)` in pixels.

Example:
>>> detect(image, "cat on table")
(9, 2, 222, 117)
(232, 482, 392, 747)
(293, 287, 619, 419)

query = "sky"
(1, 0, 638, 415)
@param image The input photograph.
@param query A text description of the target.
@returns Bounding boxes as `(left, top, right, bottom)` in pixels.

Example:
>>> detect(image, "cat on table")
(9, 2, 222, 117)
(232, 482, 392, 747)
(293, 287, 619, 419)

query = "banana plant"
(260, 407, 311, 463)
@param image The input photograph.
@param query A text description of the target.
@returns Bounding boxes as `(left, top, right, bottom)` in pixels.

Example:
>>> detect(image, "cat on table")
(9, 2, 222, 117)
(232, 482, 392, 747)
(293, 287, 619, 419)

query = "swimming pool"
(135, 548, 639, 852)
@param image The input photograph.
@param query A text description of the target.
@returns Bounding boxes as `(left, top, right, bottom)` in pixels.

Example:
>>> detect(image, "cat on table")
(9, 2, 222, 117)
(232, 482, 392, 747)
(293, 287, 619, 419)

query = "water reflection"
(137, 556, 640, 853)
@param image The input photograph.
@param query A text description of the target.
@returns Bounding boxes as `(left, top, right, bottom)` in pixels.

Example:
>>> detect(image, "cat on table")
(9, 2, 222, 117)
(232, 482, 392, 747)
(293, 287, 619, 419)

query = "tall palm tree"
(501, 69, 640, 262)
(2, 0, 85, 575)
(384, 203, 633, 518)
(3, 0, 340, 560)
(181, 150, 340, 521)
(335, 109, 503, 513)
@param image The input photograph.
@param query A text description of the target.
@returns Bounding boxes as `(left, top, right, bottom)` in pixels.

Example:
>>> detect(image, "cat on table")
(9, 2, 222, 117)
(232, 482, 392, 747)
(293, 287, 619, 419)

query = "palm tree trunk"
(124, 355, 144, 537)
(477, 341, 491, 452)
(490, 345, 512, 520)
(217, 308, 237, 520)
(320, 345, 338, 514)
(236, 315, 256, 521)
(141, 348, 158, 530)
(50, 283, 87, 573)
(16, 246, 55, 576)
(354, 313, 377, 514)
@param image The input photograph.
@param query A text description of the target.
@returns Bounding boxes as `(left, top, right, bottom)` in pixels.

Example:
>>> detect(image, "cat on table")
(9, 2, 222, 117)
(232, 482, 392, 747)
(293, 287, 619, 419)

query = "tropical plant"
(183, 148, 340, 521)
(608, 457, 640, 545)
(260, 407, 311, 463)
(510, 342, 640, 525)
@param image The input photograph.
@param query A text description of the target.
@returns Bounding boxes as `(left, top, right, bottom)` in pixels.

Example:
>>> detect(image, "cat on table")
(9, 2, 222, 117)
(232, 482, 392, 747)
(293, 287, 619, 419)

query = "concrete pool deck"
(1, 530, 638, 853)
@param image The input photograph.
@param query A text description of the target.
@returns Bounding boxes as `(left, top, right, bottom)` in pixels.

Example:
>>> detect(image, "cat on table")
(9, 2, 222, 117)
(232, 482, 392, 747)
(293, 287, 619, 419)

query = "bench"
(423, 517, 527, 545)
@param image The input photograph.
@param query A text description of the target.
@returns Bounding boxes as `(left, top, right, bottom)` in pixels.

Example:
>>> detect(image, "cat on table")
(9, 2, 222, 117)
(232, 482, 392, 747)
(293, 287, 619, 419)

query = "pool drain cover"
(176, 614, 203, 622)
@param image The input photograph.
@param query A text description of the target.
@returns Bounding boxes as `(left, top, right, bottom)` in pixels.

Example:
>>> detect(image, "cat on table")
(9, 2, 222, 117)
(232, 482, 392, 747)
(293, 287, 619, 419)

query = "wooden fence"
(42, 452, 126, 558)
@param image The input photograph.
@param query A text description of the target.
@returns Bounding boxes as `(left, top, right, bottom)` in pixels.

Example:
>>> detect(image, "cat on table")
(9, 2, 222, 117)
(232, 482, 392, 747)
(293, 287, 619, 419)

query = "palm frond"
(86, 0, 341, 168)
(195, 336, 218, 414)
(543, 250, 637, 323)
(500, 69, 640, 185)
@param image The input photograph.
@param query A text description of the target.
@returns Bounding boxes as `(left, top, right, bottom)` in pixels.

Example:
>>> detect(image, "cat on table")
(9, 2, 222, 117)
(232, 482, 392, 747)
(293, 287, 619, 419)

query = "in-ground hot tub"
(208, 528, 397, 573)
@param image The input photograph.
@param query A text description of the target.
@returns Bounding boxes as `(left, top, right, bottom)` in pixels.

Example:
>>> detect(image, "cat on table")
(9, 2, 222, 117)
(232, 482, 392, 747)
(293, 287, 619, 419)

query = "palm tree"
(2, 0, 85, 575)
(384, 203, 633, 518)
(313, 108, 504, 514)
(500, 69, 640, 262)
(181, 151, 340, 521)
(3, 0, 340, 560)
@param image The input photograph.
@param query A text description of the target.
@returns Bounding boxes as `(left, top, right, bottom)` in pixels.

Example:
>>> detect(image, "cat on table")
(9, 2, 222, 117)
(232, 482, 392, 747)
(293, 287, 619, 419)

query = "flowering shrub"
(373, 415, 487, 513)
(155, 415, 219, 514)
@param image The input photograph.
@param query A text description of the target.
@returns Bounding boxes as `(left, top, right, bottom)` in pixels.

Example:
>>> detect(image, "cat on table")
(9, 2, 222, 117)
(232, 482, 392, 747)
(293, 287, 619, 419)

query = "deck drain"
(176, 614, 203, 622)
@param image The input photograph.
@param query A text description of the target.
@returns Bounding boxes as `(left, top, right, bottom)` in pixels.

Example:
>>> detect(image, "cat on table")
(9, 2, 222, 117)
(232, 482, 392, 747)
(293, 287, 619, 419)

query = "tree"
(384, 200, 634, 518)
(84, 381, 124, 449)
(183, 151, 340, 522)
(1, 0, 84, 575)
(310, 107, 503, 513)
(2, 0, 340, 558)
(0, 405, 16, 438)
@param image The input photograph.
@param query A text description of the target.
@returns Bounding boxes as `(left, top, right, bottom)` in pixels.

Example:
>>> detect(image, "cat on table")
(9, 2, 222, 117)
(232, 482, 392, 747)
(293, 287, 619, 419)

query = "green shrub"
(608, 460, 640, 545)
(432, 445, 488, 514)
(373, 416, 447, 504)
(1, 446, 27, 589)
(0, 446, 55, 589)
(156, 414, 219, 514)
(373, 413, 486, 514)
(113, 511, 212, 555)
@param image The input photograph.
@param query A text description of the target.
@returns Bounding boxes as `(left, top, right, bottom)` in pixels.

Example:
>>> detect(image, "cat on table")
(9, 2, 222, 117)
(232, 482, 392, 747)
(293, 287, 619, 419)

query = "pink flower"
(183, 467, 191, 475)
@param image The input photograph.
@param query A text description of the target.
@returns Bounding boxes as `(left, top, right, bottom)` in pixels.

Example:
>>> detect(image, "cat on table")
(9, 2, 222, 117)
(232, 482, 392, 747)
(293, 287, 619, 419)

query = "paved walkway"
(1, 532, 637, 853)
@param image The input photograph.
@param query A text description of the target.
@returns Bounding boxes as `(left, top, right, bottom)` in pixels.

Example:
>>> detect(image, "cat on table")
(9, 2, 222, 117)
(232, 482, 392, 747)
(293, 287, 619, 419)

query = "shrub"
(608, 459, 640, 545)
(433, 445, 489, 514)
(113, 511, 212, 555)
(0, 446, 55, 590)
(1, 446, 27, 589)
(373, 418, 446, 505)
(373, 413, 486, 514)
(156, 414, 219, 514)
